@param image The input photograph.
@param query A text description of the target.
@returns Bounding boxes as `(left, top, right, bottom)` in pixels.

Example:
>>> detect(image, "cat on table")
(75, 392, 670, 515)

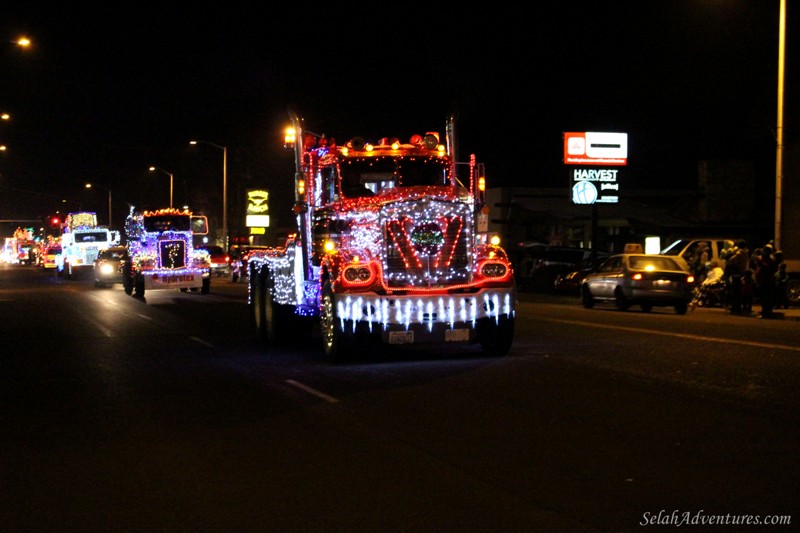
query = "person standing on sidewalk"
(775, 262, 790, 309)
(725, 242, 749, 313)
(755, 243, 778, 318)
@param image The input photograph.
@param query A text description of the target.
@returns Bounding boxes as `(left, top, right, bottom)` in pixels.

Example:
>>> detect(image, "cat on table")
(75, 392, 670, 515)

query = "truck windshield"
(75, 231, 110, 243)
(340, 156, 449, 193)
(144, 215, 191, 232)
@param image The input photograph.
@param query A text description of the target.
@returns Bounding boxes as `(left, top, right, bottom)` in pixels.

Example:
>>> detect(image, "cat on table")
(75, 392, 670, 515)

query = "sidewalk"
(520, 291, 800, 320)
(694, 304, 800, 320)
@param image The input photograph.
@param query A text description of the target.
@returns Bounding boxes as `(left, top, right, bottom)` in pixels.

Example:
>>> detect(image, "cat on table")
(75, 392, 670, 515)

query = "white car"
(581, 253, 695, 314)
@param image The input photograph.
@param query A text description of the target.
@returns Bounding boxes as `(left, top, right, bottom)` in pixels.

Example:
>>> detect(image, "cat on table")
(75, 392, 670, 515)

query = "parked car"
(517, 243, 598, 292)
(553, 253, 611, 294)
(41, 244, 62, 270)
(581, 253, 695, 314)
(93, 245, 128, 287)
(196, 245, 231, 277)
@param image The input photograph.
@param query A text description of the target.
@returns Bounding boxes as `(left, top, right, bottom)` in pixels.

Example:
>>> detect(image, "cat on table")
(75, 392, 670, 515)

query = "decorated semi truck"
(57, 212, 120, 278)
(247, 108, 516, 361)
(122, 206, 211, 298)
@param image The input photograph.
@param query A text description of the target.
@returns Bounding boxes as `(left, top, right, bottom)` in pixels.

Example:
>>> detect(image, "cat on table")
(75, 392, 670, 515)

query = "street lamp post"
(189, 140, 227, 248)
(149, 166, 174, 208)
(85, 183, 112, 227)
(775, 0, 786, 250)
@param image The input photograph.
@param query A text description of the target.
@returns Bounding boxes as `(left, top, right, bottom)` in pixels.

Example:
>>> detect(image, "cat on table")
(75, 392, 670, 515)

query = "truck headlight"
(344, 265, 372, 283)
(481, 262, 508, 278)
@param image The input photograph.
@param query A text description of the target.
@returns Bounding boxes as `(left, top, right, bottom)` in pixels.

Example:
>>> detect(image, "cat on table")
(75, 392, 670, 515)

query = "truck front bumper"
(143, 270, 208, 290)
(333, 288, 516, 332)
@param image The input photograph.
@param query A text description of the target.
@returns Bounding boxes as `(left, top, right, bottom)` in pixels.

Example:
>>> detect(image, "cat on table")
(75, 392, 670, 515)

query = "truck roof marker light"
(349, 137, 366, 150)
(422, 134, 439, 150)
(365, 143, 374, 152)
(341, 147, 349, 156)
(391, 139, 401, 150)
(437, 144, 446, 154)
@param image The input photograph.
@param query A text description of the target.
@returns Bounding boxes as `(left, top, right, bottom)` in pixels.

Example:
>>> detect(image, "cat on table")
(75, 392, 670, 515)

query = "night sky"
(1, 2, 797, 233)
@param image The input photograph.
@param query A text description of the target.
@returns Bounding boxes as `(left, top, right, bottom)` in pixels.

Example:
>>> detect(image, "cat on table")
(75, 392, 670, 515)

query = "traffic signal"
(50, 215, 62, 227)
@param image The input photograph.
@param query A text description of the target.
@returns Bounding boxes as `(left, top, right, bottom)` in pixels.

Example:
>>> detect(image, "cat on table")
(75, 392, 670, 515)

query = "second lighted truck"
(122, 206, 211, 298)
(57, 212, 120, 278)
(247, 109, 516, 361)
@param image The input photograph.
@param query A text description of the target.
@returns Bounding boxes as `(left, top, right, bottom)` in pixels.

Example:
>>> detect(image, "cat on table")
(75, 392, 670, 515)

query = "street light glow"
(149, 166, 174, 207)
(85, 182, 113, 227)
(189, 140, 227, 249)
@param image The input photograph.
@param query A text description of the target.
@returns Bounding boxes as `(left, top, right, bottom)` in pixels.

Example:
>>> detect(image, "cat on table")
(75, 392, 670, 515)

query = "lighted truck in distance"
(247, 108, 516, 362)
(122, 206, 211, 298)
(56, 212, 120, 279)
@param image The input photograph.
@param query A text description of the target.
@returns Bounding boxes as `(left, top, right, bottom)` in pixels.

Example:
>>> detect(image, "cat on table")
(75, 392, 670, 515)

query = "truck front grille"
(382, 200, 472, 288)
(160, 240, 186, 269)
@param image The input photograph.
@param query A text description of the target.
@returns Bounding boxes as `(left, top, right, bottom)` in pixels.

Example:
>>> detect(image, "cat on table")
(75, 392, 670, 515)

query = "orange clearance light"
(478, 176, 486, 192)
(297, 178, 305, 196)
(391, 140, 400, 150)
(490, 234, 500, 246)
(365, 143, 374, 152)
(687, 275, 695, 283)
(632, 273, 643, 280)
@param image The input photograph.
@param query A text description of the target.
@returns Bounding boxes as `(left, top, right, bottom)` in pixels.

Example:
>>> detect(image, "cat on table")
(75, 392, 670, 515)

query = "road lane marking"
(189, 336, 214, 347)
(546, 318, 800, 353)
(286, 379, 340, 404)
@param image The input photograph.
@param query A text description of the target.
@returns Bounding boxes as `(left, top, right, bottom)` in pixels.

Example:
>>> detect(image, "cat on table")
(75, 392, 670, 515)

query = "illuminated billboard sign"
(563, 131, 628, 166)
(246, 189, 269, 228)
(570, 168, 619, 204)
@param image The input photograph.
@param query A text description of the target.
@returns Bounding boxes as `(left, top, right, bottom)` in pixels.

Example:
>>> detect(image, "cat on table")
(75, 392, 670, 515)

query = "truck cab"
(248, 109, 516, 362)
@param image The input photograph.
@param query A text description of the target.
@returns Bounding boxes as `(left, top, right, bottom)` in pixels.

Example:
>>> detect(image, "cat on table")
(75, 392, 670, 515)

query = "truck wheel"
(478, 315, 514, 357)
(252, 269, 284, 344)
(201, 277, 210, 294)
(123, 271, 133, 295)
(133, 273, 145, 298)
(787, 279, 800, 306)
(320, 282, 351, 362)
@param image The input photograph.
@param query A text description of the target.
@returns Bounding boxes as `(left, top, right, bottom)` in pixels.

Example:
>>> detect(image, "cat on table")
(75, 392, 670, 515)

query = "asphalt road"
(1, 265, 797, 532)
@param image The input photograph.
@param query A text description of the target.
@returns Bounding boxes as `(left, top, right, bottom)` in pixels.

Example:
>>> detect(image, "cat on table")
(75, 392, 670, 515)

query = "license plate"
(389, 331, 414, 344)
(445, 328, 470, 342)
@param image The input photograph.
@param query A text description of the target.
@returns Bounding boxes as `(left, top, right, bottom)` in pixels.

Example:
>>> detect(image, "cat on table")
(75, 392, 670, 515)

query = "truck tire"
(477, 315, 514, 357)
(123, 271, 133, 295)
(320, 281, 352, 363)
(134, 273, 145, 298)
(252, 268, 284, 344)
(201, 277, 210, 294)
